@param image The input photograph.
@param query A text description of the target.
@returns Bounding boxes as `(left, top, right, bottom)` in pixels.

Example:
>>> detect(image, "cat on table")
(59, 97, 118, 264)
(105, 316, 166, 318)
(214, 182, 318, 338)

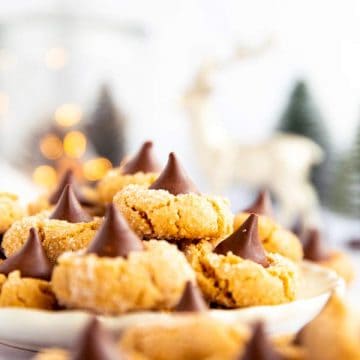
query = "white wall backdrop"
(0, 0, 359, 172)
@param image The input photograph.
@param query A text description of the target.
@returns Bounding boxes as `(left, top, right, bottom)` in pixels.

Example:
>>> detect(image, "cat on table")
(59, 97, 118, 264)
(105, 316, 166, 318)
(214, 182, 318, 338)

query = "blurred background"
(0, 0, 358, 240)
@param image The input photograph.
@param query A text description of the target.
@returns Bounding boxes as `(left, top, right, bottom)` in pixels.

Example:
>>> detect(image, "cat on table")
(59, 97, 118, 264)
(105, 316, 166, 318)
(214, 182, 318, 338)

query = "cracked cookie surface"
(97, 168, 159, 204)
(51, 240, 195, 315)
(0, 271, 56, 309)
(113, 185, 233, 243)
(2, 212, 101, 264)
(185, 241, 299, 307)
(234, 212, 303, 262)
(0, 193, 25, 234)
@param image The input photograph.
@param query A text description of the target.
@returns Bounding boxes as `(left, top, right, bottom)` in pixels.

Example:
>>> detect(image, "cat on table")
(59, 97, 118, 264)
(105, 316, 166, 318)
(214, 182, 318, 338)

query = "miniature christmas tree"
(330, 125, 360, 218)
(278, 80, 331, 200)
(86, 85, 127, 165)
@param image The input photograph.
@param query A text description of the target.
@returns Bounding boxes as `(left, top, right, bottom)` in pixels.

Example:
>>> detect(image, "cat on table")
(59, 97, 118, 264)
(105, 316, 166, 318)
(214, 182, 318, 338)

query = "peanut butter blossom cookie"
(35, 318, 143, 360)
(2, 185, 101, 264)
(120, 318, 303, 360)
(0, 228, 55, 309)
(297, 295, 360, 360)
(52, 204, 195, 315)
(185, 214, 299, 307)
(301, 229, 354, 284)
(97, 141, 161, 204)
(0, 192, 25, 234)
(237, 322, 282, 360)
(114, 152, 233, 243)
(234, 191, 303, 262)
(28, 169, 102, 216)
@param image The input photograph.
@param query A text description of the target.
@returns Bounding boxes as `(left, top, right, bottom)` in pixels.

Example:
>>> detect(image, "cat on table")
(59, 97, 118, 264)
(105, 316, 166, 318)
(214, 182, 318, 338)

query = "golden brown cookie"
(52, 240, 195, 315)
(234, 212, 303, 262)
(98, 169, 159, 204)
(28, 169, 104, 217)
(114, 185, 233, 243)
(185, 240, 299, 307)
(97, 141, 161, 204)
(34, 318, 148, 360)
(298, 295, 360, 360)
(0, 192, 25, 234)
(2, 211, 101, 264)
(318, 251, 355, 284)
(29, 187, 103, 217)
(301, 229, 355, 284)
(120, 316, 249, 360)
(34, 349, 147, 360)
(0, 271, 55, 309)
(120, 317, 304, 360)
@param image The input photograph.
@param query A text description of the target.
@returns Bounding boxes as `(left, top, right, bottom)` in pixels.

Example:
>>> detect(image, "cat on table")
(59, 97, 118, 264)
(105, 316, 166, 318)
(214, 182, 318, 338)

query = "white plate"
(0, 261, 344, 351)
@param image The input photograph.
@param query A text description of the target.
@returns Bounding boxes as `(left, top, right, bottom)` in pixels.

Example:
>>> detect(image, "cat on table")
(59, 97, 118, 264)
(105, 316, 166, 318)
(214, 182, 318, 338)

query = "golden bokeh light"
(32, 165, 57, 188)
(0, 92, 9, 115)
(63, 131, 87, 158)
(45, 47, 68, 70)
(55, 104, 82, 127)
(83, 158, 112, 181)
(40, 134, 63, 159)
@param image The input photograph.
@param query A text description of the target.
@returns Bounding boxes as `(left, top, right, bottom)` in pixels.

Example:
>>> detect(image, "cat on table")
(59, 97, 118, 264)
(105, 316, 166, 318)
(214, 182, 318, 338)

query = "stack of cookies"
(0, 141, 355, 360)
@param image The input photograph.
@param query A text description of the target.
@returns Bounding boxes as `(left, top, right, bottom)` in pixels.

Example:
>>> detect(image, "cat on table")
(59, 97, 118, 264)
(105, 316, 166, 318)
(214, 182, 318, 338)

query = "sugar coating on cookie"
(234, 212, 303, 262)
(114, 185, 233, 242)
(2, 211, 101, 264)
(0, 192, 25, 233)
(0, 271, 56, 309)
(185, 241, 299, 307)
(52, 240, 196, 315)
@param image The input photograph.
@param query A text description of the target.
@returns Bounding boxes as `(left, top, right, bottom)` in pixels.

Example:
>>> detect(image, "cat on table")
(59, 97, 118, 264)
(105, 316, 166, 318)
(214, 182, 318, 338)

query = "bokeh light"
(39, 134, 63, 159)
(45, 47, 68, 70)
(83, 157, 112, 181)
(32, 165, 57, 188)
(55, 104, 82, 127)
(63, 131, 87, 158)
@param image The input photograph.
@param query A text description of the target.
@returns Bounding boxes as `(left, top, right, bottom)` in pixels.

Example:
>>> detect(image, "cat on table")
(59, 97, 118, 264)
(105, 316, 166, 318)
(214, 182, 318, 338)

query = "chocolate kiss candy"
(0, 228, 52, 280)
(149, 152, 199, 195)
(122, 141, 161, 175)
(239, 322, 282, 360)
(87, 204, 143, 258)
(50, 185, 92, 223)
(71, 318, 124, 360)
(49, 169, 91, 206)
(243, 190, 273, 217)
(302, 229, 329, 261)
(174, 281, 208, 312)
(214, 214, 269, 267)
